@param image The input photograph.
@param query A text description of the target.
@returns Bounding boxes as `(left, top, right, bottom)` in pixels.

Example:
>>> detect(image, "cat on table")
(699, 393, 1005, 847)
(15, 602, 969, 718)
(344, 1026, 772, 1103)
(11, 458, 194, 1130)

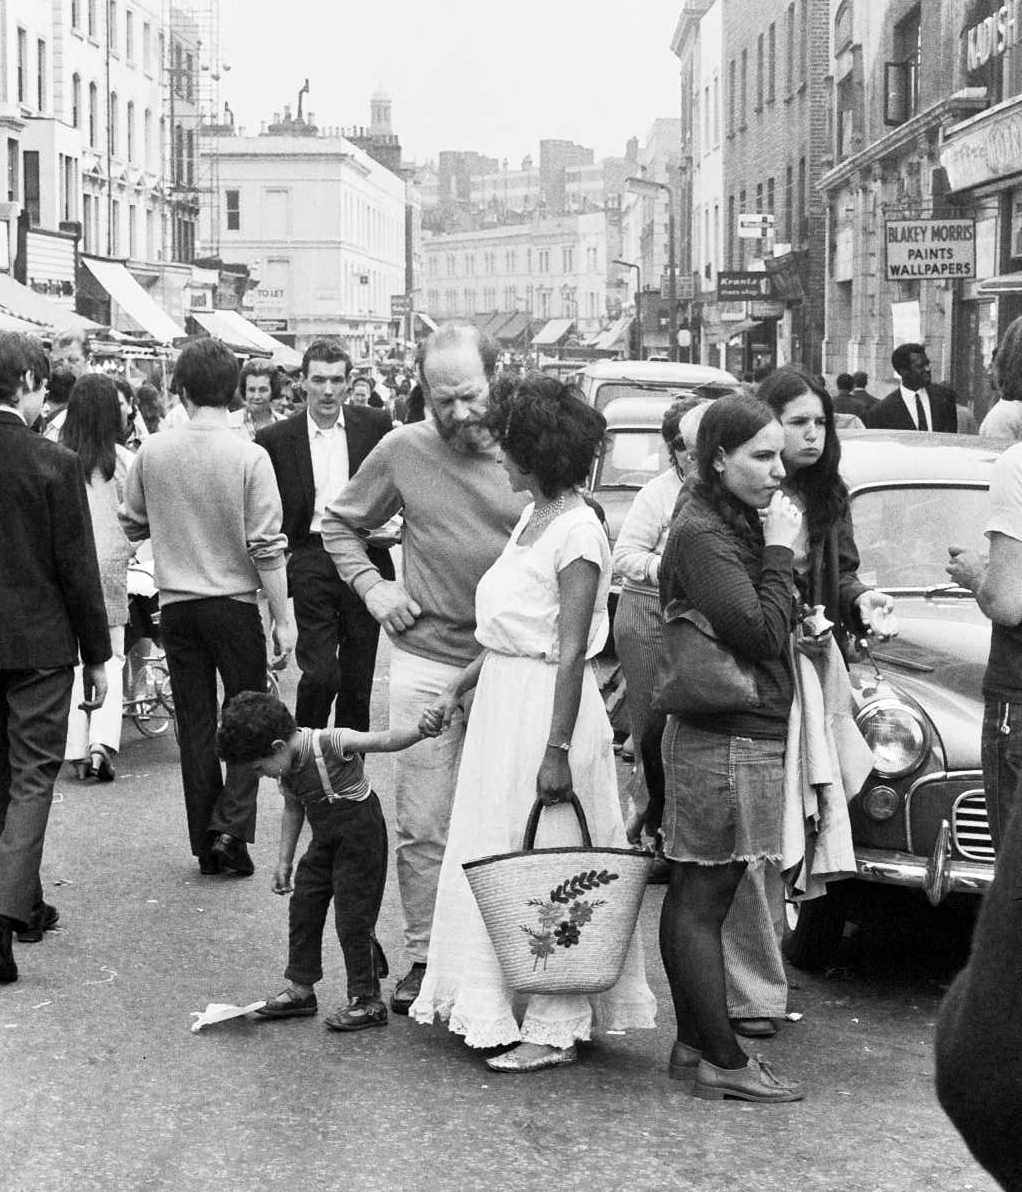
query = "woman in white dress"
(411, 373, 656, 1073)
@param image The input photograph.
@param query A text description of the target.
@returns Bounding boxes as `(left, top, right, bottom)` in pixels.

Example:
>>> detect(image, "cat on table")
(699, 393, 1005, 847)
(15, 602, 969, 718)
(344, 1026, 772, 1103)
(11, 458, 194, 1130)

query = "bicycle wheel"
(132, 662, 175, 738)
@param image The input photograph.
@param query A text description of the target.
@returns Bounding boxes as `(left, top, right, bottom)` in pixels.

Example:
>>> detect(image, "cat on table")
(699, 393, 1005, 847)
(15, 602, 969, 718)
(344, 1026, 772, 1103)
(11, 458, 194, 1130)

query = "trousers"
(65, 625, 125, 758)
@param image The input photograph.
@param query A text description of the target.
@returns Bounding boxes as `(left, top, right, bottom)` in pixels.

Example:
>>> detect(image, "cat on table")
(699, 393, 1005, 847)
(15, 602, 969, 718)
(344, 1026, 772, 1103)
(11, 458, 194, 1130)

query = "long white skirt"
(410, 651, 657, 1049)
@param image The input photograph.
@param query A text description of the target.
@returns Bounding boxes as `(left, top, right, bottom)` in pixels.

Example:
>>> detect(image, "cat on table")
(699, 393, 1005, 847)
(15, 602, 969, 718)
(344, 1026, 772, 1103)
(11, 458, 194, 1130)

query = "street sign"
(252, 318, 288, 332)
(390, 294, 411, 316)
(885, 219, 976, 280)
(738, 213, 775, 239)
(659, 273, 695, 301)
(718, 271, 773, 301)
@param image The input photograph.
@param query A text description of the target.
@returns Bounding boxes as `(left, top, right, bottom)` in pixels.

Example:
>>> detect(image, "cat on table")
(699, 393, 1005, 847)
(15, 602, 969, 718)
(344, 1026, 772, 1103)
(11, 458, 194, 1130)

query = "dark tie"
(915, 393, 928, 431)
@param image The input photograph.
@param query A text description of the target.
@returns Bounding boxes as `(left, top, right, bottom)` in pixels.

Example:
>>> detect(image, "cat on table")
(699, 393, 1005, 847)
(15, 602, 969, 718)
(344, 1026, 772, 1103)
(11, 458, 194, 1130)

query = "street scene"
(3, 1, 1022, 1190)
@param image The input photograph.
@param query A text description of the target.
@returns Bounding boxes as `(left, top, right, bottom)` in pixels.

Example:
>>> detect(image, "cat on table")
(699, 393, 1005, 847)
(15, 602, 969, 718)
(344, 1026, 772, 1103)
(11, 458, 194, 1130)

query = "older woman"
(410, 373, 656, 1072)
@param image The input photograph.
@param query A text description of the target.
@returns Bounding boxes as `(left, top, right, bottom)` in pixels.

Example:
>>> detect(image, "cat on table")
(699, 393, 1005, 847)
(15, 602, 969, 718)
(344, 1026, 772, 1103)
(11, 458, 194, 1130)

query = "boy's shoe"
(389, 962, 426, 1015)
(255, 989, 318, 1019)
(324, 995, 388, 1032)
(210, 833, 255, 877)
(17, 902, 60, 943)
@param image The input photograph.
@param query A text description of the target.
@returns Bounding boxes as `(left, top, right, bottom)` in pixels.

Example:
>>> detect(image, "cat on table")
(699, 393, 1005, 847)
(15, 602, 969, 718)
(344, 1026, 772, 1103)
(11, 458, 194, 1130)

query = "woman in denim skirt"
(657, 392, 806, 1103)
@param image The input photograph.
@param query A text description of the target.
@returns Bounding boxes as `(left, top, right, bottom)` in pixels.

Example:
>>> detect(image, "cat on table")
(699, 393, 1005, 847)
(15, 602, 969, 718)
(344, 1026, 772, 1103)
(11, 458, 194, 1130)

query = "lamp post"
(612, 258, 641, 360)
(625, 175, 677, 362)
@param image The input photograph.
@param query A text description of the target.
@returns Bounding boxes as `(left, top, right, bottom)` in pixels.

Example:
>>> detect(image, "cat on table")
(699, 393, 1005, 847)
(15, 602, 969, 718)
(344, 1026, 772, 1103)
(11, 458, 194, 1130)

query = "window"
(562, 246, 574, 273)
(756, 34, 764, 110)
(142, 21, 151, 72)
(463, 288, 475, 315)
(464, 253, 475, 275)
(786, 3, 795, 94)
(767, 22, 776, 102)
(756, 181, 764, 213)
(797, 156, 806, 240)
(72, 0, 81, 29)
(784, 165, 793, 240)
(111, 198, 120, 254)
(703, 84, 711, 151)
(538, 249, 550, 272)
(35, 40, 46, 111)
(186, 129, 194, 186)
(72, 74, 81, 127)
(185, 52, 194, 100)
(143, 108, 152, 166)
(88, 82, 98, 147)
(146, 208, 154, 259)
(767, 176, 775, 214)
(16, 29, 26, 104)
(740, 48, 748, 127)
(158, 32, 164, 82)
(88, 0, 97, 38)
(126, 100, 135, 160)
(108, 1, 117, 52)
(125, 9, 134, 61)
(128, 204, 137, 257)
(83, 194, 94, 252)
(799, 0, 808, 86)
(727, 194, 735, 267)
(22, 151, 39, 225)
(728, 58, 736, 134)
(173, 124, 183, 184)
(885, 6, 921, 126)
(713, 75, 720, 144)
(7, 140, 18, 202)
(59, 154, 76, 222)
(109, 91, 118, 155)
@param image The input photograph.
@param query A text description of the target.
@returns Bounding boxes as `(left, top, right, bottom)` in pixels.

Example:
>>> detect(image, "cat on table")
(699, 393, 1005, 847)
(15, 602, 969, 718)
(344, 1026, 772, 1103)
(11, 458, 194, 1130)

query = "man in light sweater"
(120, 339, 296, 877)
(321, 324, 527, 1013)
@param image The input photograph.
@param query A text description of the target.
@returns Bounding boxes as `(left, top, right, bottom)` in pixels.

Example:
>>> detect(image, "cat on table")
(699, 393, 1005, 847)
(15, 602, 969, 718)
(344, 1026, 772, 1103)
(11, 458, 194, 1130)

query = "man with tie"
(865, 343, 958, 432)
(256, 340, 394, 732)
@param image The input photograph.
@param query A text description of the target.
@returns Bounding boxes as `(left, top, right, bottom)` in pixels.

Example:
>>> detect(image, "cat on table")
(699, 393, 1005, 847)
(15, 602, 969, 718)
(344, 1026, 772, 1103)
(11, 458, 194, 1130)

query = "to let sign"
(885, 219, 976, 281)
(390, 294, 411, 316)
(718, 271, 773, 301)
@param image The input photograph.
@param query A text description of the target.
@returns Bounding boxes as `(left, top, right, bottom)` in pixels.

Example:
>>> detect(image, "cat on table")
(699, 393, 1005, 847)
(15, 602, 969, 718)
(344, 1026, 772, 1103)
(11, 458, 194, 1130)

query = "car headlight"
(856, 699, 928, 778)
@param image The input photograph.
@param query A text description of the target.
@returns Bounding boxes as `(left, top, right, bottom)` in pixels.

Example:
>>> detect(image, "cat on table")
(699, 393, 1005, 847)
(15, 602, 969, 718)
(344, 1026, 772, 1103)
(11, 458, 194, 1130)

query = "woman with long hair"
(60, 374, 136, 781)
(410, 372, 656, 1072)
(658, 391, 805, 1102)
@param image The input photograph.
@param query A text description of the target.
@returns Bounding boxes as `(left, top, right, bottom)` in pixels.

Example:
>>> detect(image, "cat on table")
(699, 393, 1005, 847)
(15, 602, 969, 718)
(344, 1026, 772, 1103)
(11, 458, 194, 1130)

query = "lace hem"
(410, 995, 523, 1049)
(519, 1011, 592, 1049)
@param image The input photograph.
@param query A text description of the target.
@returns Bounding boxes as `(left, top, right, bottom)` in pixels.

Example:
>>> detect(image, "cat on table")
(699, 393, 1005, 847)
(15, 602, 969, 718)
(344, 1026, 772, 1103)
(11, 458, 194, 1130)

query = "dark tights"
(659, 858, 749, 1069)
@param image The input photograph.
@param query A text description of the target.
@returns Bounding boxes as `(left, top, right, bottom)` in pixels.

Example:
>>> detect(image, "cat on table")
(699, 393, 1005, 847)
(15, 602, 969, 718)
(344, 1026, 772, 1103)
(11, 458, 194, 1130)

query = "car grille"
(952, 790, 995, 862)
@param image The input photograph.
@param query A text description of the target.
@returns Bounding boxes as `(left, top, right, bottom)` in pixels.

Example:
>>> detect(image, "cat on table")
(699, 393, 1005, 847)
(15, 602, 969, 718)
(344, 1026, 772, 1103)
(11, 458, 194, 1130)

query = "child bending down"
(216, 691, 441, 1032)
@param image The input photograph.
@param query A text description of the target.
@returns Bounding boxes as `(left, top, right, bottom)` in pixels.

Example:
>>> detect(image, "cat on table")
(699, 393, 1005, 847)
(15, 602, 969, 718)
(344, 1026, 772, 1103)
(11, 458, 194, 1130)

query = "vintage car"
(576, 359, 738, 414)
(784, 430, 1005, 969)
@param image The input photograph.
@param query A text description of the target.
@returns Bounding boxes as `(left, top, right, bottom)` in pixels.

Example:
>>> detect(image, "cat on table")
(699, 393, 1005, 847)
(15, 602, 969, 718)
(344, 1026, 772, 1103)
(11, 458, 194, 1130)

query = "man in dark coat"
(864, 343, 958, 432)
(0, 333, 110, 984)
(256, 340, 394, 731)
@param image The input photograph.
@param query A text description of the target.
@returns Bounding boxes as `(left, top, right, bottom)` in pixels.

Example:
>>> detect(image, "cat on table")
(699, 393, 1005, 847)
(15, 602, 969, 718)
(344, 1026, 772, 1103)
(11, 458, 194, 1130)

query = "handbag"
(651, 599, 759, 716)
(462, 795, 652, 995)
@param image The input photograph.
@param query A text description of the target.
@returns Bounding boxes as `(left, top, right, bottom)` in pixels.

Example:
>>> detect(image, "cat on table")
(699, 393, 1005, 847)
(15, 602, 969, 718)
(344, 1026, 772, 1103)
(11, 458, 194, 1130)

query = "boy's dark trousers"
(285, 792, 388, 996)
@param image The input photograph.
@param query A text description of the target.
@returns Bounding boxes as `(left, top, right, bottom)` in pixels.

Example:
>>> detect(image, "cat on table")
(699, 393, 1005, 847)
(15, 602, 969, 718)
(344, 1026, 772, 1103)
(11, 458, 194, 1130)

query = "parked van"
(576, 360, 739, 414)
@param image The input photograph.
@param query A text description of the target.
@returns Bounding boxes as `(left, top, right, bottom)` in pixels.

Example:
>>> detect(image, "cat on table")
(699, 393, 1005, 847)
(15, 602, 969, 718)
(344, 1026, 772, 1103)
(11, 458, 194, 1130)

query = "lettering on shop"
(885, 220, 976, 281)
(966, 2, 1022, 72)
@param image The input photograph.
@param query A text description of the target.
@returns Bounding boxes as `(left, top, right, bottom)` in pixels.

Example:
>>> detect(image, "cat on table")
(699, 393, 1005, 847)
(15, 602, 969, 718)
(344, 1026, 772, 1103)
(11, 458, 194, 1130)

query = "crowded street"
(0, 651, 997, 1192)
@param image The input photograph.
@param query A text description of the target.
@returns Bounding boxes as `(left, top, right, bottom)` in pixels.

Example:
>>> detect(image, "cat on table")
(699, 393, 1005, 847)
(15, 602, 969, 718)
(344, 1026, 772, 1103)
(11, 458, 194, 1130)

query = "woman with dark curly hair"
(410, 372, 656, 1073)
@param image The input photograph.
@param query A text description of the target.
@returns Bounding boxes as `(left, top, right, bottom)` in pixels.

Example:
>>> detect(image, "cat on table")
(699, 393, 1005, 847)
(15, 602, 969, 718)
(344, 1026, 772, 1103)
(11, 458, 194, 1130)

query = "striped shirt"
(280, 728, 370, 805)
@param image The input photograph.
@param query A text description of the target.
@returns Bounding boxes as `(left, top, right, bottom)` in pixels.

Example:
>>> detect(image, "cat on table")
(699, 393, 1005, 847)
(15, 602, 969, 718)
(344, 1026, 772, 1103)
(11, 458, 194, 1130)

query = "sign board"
(659, 273, 695, 301)
(885, 219, 976, 280)
(252, 318, 288, 332)
(891, 300, 921, 345)
(718, 271, 773, 301)
(390, 294, 411, 317)
(738, 213, 775, 239)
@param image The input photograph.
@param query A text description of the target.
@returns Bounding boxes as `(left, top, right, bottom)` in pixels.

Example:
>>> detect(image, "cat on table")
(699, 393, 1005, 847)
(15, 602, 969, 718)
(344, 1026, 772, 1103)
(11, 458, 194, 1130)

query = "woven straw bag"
(462, 795, 653, 995)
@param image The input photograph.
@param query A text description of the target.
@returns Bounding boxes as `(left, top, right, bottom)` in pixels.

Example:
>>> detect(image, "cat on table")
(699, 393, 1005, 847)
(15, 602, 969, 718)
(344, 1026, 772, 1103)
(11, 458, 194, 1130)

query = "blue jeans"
(981, 698, 1022, 854)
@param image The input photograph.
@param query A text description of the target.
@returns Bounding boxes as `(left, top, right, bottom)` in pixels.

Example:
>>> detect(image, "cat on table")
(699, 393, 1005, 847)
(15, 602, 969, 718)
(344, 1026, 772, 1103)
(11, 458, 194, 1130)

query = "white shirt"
(308, 409, 349, 534)
(43, 407, 67, 441)
(900, 384, 934, 430)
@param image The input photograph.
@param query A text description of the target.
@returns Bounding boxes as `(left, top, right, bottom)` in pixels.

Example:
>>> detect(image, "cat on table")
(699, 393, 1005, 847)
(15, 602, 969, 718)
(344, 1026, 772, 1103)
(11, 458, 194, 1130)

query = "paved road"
(0, 642, 997, 1192)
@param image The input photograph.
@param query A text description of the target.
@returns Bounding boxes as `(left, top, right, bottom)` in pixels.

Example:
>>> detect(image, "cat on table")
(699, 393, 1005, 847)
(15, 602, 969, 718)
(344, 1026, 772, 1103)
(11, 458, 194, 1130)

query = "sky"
(218, 0, 685, 165)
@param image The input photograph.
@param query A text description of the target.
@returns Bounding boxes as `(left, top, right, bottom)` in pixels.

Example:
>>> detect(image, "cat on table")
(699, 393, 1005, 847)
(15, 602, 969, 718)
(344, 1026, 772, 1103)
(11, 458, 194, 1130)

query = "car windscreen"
(593, 381, 734, 413)
(851, 484, 990, 590)
(593, 428, 672, 490)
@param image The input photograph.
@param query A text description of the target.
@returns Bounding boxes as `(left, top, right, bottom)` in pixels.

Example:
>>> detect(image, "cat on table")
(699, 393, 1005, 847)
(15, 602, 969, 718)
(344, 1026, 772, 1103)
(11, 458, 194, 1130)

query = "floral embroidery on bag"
(522, 869, 619, 969)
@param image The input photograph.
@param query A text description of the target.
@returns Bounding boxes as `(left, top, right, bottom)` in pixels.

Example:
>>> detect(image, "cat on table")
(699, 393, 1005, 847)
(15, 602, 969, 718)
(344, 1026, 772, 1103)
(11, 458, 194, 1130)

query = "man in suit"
(865, 343, 959, 432)
(256, 340, 394, 731)
(0, 333, 111, 984)
(850, 371, 875, 408)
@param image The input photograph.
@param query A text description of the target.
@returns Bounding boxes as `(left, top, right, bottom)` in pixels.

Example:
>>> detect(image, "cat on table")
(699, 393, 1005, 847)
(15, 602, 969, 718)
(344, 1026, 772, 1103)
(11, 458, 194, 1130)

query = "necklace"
(525, 490, 571, 537)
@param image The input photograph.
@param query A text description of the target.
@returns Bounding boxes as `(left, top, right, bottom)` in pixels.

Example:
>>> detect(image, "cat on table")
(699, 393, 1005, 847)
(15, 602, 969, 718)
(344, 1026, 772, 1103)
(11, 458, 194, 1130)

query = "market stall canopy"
(191, 309, 301, 369)
(588, 315, 633, 351)
(978, 273, 1022, 294)
(0, 309, 55, 333)
(531, 318, 575, 347)
(81, 258, 184, 343)
(0, 273, 100, 335)
(414, 311, 438, 332)
(494, 312, 534, 345)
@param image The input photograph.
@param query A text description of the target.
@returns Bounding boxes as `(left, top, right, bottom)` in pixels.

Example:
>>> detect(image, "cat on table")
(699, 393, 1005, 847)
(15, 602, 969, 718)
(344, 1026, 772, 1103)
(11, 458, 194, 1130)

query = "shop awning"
(414, 311, 438, 332)
(978, 272, 1022, 294)
(494, 312, 534, 345)
(81, 257, 184, 343)
(531, 318, 574, 347)
(0, 273, 99, 334)
(589, 315, 633, 351)
(191, 309, 301, 369)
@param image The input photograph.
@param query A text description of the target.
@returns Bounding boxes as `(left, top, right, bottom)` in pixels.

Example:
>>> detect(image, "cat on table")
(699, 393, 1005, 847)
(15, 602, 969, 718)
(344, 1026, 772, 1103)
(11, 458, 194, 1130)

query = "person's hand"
(80, 662, 109, 711)
(272, 863, 293, 895)
(426, 684, 462, 731)
(271, 617, 297, 669)
(418, 708, 444, 738)
(947, 545, 986, 593)
(761, 491, 803, 551)
(855, 589, 896, 633)
(796, 631, 832, 660)
(364, 580, 422, 636)
(536, 748, 573, 807)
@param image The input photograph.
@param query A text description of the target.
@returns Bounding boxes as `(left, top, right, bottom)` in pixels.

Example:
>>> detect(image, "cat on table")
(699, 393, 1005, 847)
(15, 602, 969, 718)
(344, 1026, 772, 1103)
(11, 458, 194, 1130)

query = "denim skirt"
(660, 717, 785, 865)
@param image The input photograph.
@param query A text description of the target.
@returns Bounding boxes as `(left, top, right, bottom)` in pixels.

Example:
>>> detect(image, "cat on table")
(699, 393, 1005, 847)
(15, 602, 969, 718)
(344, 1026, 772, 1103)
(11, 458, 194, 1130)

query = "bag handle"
(523, 793, 593, 851)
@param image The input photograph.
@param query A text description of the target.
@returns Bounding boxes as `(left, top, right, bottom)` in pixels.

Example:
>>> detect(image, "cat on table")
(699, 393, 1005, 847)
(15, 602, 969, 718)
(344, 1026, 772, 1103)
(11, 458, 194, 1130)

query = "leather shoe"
(0, 919, 17, 984)
(17, 902, 59, 944)
(486, 1044, 577, 1073)
(730, 1017, 777, 1039)
(389, 962, 426, 1015)
(694, 1055, 804, 1102)
(668, 1039, 703, 1080)
(324, 995, 387, 1032)
(255, 989, 318, 1019)
(210, 833, 254, 877)
(89, 745, 115, 782)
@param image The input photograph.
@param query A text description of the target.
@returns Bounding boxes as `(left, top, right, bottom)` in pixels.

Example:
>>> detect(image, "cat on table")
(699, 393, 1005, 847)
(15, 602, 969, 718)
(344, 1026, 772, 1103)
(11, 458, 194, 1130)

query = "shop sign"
(718, 271, 773, 301)
(390, 293, 411, 316)
(252, 318, 288, 332)
(885, 219, 976, 280)
(737, 213, 774, 239)
(26, 230, 76, 307)
(965, 2, 1022, 72)
(942, 98, 1022, 190)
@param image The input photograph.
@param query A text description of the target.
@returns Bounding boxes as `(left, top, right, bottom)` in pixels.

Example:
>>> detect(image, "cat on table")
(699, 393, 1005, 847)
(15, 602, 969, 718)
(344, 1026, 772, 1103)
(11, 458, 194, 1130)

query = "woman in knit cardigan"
(61, 375, 136, 782)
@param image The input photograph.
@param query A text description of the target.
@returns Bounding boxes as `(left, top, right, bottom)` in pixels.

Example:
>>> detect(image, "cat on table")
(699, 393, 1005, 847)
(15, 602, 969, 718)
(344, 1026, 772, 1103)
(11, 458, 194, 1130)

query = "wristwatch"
(546, 740, 571, 752)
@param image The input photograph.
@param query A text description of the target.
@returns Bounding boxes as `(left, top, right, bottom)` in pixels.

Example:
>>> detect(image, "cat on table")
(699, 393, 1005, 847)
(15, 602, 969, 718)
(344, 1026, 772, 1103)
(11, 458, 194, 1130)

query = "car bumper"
(855, 828, 993, 905)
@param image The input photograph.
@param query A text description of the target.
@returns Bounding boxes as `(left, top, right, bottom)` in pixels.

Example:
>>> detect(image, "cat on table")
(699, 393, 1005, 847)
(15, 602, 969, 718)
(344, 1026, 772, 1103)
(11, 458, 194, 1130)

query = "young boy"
(216, 690, 441, 1031)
